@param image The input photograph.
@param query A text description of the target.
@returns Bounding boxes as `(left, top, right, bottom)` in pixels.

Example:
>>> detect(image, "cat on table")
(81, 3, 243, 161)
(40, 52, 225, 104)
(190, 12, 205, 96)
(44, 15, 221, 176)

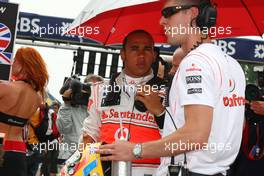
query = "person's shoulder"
(0, 80, 9, 84)
(0, 81, 20, 95)
(26, 84, 42, 102)
(180, 47, 217, 73)
(192, 43, 220, 56)
(0, 80, 12, 97)
(184, 43, 224, 64)
(0, 80, 12, 88)
(10, 81, 34, 93)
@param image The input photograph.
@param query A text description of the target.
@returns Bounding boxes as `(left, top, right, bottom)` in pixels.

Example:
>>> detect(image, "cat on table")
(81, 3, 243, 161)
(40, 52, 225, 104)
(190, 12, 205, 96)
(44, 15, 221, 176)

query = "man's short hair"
(174, 0, 203, 6)
(84, 74, 104, 83)
(122, 30, 154, 49)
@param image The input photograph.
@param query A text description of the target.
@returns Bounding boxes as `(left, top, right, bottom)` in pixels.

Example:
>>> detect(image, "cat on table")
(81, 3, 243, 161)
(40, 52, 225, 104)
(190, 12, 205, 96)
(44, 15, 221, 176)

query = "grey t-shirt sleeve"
(56, 103, 73, 134)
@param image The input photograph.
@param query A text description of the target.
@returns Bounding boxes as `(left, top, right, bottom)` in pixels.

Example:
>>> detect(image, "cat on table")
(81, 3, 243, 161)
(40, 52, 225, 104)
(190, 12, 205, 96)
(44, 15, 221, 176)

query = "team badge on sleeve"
(186, 75, 202, 84)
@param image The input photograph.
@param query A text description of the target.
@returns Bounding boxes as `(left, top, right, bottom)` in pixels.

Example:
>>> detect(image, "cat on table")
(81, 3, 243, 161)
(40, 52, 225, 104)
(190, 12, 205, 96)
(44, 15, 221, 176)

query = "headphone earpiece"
(196, 0, 217, 29)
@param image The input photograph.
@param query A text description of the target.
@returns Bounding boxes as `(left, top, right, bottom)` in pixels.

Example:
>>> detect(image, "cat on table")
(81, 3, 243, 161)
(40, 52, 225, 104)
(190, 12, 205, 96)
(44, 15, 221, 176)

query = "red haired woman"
(0, 47, 49, 176)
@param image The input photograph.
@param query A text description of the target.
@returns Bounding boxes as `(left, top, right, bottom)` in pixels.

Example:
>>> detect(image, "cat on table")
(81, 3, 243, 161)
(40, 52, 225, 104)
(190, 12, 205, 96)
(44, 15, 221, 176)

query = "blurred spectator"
(84, 74, 104, 84)
(250, 101, 264, 115)
(231, 99, 264, 176)
(168, 47, 186, 76)
(152, 47, 170, 80)
(26, 108, 44, 176)
(56, 74, 103, 165)
(41, 101, 60, 176)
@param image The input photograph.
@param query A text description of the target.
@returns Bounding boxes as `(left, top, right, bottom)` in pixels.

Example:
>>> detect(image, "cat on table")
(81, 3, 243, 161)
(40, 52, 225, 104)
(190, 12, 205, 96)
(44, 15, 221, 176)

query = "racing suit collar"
(118, 70, 154, 86)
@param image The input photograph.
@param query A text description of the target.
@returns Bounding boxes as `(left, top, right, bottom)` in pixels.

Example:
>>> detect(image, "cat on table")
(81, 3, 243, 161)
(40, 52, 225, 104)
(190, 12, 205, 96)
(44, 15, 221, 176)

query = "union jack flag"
(0, 23, 11, 52)
(0, 23, 12, 65)
(0, 52, 12, 64)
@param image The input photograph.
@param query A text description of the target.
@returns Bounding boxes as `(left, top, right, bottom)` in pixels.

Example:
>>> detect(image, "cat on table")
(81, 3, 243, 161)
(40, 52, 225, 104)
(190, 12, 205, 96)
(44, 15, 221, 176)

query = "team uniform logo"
(186, 75, 202, 84)
(223, 79, 245, 107)
(0, 23, 12, 65)
(228, 79, 236, 93)
(185, 63, 202, 72)
(187, 88, 202, 94)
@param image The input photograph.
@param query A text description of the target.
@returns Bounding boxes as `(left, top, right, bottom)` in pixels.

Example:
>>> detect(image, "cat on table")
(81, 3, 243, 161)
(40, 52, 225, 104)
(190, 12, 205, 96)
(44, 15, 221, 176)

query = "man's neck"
(123, 69, 151, 78)
(181, 34, 211, 54)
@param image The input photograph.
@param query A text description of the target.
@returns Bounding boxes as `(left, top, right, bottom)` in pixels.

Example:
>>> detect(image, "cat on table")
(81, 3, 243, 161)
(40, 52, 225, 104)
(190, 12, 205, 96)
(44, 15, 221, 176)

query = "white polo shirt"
(156, 43, 246, 176)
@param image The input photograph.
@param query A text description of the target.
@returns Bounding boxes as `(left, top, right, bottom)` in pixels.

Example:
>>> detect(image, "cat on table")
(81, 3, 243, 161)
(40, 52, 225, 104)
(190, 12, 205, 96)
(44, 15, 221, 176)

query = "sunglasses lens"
(162, 7, 173, 18)
(161, 5, 194, 18)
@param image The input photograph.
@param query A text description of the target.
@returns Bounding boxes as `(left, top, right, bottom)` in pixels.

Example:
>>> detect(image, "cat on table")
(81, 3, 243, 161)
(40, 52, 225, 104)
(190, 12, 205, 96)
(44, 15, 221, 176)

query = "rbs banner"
(0, 2, 18, 80)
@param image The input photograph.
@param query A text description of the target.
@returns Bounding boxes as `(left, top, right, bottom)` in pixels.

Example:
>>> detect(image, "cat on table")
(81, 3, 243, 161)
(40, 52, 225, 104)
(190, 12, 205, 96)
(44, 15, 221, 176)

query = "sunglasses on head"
(161, 5, 196, 18)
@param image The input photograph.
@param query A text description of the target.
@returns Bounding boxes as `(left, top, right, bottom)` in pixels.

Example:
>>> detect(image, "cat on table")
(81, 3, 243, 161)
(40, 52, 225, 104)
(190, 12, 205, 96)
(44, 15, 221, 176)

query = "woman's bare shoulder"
(0, 80, 13, 96)
(0, 80, 12, 86)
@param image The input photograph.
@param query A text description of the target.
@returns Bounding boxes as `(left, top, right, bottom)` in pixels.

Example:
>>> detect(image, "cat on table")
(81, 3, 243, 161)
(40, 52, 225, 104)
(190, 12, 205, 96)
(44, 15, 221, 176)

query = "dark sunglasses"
(161, 5, 196, 18)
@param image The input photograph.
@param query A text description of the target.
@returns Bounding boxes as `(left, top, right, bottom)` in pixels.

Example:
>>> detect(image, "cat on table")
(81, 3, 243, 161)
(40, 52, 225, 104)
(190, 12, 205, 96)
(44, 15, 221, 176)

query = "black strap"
(154, 113, 165, 129)
(165, 109, 187, 166)
(101, 72, 121, 107)
(0, 112, 28, 127)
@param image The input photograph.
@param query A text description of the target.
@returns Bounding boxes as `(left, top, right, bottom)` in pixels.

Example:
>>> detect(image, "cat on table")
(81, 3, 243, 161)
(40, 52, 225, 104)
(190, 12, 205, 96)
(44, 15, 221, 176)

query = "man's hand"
(97, 140, 136, 161)
(83, 134, 95, 145)
(135, 85, 165, 116)
(250, 101, 264, 115)
(62, 89, 72, 98)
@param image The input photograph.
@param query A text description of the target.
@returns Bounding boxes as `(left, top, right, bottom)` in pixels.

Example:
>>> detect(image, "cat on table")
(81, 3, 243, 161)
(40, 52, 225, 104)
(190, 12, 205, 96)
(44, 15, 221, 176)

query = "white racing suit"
(83, 71, 165, 176)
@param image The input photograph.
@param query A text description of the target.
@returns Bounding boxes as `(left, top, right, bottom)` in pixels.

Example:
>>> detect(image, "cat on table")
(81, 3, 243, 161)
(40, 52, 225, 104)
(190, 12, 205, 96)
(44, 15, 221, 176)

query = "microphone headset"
(195, 0, 217, 29)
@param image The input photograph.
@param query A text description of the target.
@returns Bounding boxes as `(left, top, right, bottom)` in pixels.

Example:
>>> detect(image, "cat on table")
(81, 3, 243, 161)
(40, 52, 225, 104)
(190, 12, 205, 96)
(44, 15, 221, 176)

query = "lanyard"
(165, 109, 187, 166)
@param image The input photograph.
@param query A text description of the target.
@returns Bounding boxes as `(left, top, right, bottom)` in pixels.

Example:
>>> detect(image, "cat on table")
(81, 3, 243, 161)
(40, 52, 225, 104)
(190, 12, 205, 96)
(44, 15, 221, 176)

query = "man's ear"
(190, 6, 199, 26)
(191, 6, 199, 17)
(120, 48, 125, 62)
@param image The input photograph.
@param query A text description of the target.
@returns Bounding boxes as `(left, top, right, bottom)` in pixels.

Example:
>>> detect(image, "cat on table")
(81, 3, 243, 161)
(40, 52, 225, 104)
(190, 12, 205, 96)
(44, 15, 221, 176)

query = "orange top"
(27, 109, 40, 144)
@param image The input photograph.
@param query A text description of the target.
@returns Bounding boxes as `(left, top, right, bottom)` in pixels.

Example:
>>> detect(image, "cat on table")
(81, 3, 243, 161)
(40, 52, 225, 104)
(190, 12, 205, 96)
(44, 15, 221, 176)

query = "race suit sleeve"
(177, 54, 222, 107)
(82, 84, 101, 142)
(56, 103, 73, 134)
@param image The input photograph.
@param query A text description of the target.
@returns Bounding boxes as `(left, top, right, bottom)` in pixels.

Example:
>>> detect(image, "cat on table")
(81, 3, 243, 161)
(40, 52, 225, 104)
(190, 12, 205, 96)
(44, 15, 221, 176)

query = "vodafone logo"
(223, 94, 245, 107)
(223, 79, 245, 107)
